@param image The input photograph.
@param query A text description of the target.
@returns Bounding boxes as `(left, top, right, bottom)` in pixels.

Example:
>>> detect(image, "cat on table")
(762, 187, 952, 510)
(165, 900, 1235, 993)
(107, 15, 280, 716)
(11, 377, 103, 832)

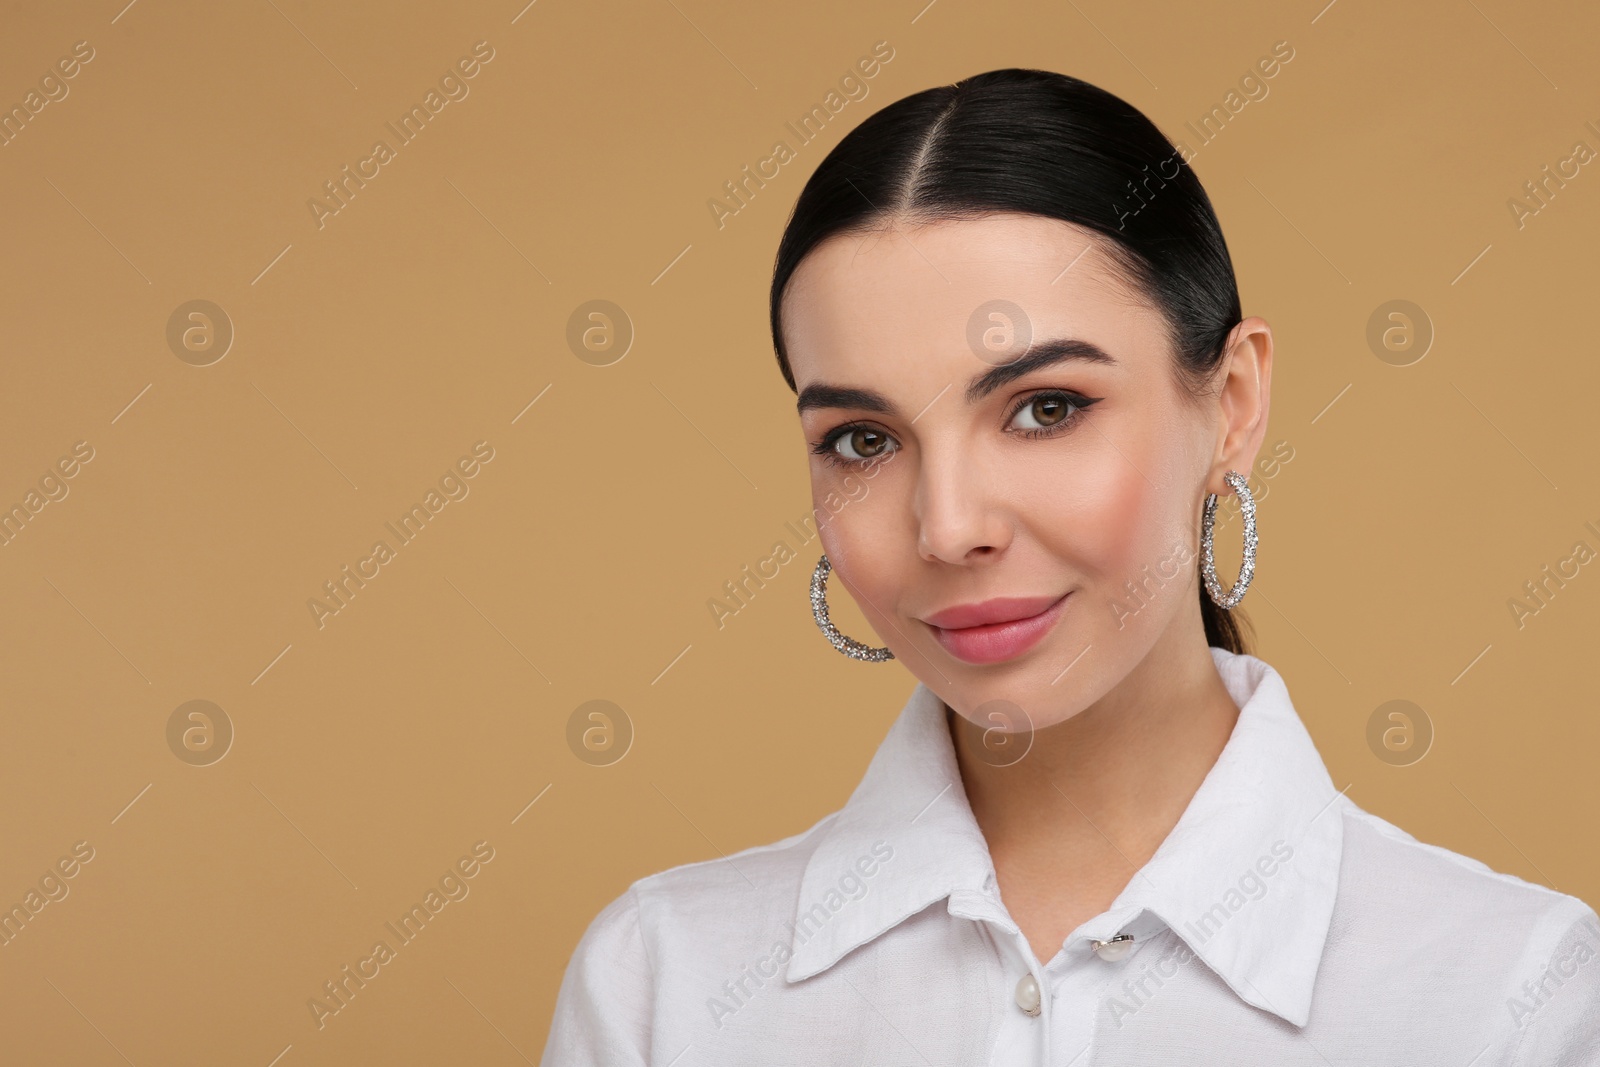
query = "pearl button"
(1014, 973, 1041, 1016)
(1090, 933, 1135, 961)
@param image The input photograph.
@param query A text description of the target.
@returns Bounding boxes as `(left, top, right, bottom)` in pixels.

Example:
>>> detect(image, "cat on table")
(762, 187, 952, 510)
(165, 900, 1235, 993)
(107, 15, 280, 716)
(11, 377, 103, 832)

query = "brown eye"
(1010, 393, 1083, 432)
(836, 427, 893, 461)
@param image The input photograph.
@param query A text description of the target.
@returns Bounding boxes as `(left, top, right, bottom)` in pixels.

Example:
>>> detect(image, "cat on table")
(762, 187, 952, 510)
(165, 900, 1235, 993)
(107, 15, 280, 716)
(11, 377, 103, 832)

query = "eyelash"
(809, 389, 1102, 470)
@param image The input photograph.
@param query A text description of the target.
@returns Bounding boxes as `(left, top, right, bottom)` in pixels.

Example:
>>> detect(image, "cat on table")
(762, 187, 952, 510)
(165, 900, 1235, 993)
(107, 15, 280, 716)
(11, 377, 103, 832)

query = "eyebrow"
(795, 337, 1118, 417)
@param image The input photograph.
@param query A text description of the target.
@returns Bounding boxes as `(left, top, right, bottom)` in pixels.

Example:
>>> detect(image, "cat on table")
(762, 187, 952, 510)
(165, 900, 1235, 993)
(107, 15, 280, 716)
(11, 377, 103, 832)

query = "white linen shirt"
(540, 648, 1600, 1065)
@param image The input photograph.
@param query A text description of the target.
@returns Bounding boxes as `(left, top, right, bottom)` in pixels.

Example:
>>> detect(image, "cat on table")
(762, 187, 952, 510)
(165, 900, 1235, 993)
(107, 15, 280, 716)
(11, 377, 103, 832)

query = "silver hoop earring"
(809, 554, 895, 662)
(1200, 469, 1258, 610)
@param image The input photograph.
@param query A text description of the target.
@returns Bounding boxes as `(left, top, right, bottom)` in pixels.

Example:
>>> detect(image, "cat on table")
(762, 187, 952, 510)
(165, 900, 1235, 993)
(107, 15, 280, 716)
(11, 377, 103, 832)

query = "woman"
(541, 68, 1600, 1065)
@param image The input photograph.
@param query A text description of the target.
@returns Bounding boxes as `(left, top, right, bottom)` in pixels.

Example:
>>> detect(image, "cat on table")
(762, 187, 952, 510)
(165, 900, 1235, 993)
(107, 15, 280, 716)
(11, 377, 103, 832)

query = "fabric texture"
(540, 647, 1600, 1065)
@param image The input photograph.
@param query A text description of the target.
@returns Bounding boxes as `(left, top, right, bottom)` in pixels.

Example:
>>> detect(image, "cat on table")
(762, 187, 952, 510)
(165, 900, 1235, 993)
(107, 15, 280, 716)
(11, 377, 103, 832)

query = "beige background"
(1, 0, 1597, 1061)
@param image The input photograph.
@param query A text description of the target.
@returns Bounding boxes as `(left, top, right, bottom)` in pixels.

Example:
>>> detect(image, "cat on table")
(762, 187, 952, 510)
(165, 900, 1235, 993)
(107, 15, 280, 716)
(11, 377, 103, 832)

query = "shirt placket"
(952, 884, 1166, 1067)
(1041, 946, 1110, 1067)
(949, 887, 1049, 1067)
(1047, 916, 1166, 1067)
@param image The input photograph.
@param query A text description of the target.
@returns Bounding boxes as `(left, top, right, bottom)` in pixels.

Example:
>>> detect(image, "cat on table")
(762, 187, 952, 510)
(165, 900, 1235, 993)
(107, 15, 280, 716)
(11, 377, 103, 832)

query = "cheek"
(811, 472, 903, 611)
(1104, 464, 1150, 561)
(1032, 439, 1193, 586)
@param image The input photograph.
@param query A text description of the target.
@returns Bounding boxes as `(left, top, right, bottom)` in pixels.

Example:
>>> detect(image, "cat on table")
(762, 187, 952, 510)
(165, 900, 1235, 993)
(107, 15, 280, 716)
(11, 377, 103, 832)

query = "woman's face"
(782, 212, 1265, 731)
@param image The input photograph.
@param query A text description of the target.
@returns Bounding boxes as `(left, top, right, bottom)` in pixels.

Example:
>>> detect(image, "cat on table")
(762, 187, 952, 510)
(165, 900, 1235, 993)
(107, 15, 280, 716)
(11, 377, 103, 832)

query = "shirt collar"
(783, 647, 1345, 1029)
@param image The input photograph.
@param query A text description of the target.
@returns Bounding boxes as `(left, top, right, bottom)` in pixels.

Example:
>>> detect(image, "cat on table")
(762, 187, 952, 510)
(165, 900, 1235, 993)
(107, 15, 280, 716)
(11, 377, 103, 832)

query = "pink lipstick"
(922, 593, 1070, 665)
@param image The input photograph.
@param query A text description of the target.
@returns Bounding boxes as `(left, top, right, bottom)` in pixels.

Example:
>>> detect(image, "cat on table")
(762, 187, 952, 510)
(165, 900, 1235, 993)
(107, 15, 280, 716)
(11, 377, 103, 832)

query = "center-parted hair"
(768, 67, 1252, 654)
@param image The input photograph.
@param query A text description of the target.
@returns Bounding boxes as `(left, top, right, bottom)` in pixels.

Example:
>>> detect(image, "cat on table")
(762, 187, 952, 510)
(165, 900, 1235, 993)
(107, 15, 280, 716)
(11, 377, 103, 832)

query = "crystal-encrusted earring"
(809, 554, 895, 662)
(1200, 469, 1257, 609)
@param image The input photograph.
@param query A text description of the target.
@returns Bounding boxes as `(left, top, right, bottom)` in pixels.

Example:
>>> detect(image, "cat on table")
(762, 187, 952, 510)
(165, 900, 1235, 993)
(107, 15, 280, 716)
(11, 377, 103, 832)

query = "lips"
(921, 593, 1070, 665)
(922, 595, 1064, 629)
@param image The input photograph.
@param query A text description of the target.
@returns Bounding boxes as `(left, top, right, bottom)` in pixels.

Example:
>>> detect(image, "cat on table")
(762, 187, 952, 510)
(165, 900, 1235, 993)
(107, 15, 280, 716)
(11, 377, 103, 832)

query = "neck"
(948, 619, 1242, 897)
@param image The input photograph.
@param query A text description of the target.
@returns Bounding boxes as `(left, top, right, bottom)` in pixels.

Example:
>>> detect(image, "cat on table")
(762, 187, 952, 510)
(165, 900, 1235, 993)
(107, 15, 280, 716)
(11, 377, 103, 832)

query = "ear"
(1208, 316, 1273, 496)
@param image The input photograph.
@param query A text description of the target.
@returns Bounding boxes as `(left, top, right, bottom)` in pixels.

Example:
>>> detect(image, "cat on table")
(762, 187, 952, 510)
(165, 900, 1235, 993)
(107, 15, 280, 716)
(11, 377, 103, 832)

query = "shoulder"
(576, 807, 837, 927)
(1333, 795, 1593, 927)
(542, 813, 837, 1064)
(1328, 796, 1600, 1058)
(540, 882, 653, 1065)
(559, 809, 837, 983)
(629, 811, 837, 923)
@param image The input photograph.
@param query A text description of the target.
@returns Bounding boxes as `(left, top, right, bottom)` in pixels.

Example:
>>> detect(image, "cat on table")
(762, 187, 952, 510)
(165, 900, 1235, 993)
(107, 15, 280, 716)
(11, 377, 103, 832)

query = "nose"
(914, 439, 1012, 564)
